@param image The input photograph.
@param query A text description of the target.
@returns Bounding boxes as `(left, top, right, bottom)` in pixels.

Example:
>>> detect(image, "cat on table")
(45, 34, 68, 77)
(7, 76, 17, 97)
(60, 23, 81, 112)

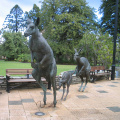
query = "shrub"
(16, 54, 31, 62)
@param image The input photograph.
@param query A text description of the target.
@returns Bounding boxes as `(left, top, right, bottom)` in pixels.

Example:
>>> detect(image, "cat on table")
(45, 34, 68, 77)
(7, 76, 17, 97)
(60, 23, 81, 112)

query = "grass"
(0, 60, 76, 76)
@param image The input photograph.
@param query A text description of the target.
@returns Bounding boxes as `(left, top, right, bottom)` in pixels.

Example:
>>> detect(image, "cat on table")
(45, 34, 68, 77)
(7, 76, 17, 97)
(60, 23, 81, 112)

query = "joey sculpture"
(24, 17, 57, 107)
(74, 48, 91, 92)
(57, 72, 72, 100)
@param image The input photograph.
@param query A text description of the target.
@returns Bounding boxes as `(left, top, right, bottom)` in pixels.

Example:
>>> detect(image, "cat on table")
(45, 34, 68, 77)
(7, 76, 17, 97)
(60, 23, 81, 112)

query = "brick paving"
(0, 79, 120, 120)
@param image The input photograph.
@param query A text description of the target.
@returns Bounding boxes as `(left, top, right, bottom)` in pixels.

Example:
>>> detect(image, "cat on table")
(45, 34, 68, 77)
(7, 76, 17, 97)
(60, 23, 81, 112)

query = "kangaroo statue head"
(24, 17, 40, 37)
(74, 48, 82, 61)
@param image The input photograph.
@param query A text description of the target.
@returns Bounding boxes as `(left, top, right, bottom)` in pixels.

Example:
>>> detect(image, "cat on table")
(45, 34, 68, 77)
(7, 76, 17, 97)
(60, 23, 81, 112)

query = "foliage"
(2, 32, 16, 60)
(40, 0, 98, 63)
(24, 4, 41, 28)
(96, 32, 113, 68)
(15, 54, 31, 62)
(2, 31, 29, 60)
(0, 44, 3, 58)
(115, 33, 120, 63)
(99, 0, 120, 35)
(12, 32, 29, 58)
(0, 1, 115, 67)
(3, 4, 25, 32)
(79, 30, 113, 68)
(78, 30, 97, 64)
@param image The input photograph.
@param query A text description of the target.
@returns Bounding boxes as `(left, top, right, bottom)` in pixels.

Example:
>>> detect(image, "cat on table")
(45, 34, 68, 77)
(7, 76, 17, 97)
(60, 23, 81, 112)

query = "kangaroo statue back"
(24, 17, 57, 107)
(74, 48, 91, 92)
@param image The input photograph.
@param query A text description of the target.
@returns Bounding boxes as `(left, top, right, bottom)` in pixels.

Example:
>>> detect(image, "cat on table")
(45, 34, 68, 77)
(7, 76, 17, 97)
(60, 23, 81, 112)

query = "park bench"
(6, 69, 47, 93)
(90, 66, 111, 82)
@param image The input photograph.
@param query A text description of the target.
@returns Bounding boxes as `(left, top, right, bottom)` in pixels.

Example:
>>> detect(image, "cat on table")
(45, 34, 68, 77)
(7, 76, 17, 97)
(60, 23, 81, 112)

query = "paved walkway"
(0, 79, 120, 120)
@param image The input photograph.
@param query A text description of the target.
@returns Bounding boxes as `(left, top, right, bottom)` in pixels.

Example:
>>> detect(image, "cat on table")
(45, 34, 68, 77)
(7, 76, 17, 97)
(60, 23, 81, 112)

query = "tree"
(2, 32, 16, 60)
(78, 30, 97, 65)
(24, 4, 41, 28)
(3, 4, 25, 32)
(40, 0, 98, 63)
(79, 30, 113, 68)
(2, 31, 29, 60)
(12, 32, 29, 59)
(99, 0, 120, 35)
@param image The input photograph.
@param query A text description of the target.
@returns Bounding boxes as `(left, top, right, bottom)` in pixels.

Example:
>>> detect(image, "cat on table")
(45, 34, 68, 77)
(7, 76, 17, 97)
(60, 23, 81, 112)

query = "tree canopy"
(3, 4, 25, 32)
(24, 4, 41, 22)
(0, 1, 115, 66)
(79, 30, 113, 68)
(99, 0, 120, 35)
(40, 0, 99, 63)
(2, 31, 29, 60)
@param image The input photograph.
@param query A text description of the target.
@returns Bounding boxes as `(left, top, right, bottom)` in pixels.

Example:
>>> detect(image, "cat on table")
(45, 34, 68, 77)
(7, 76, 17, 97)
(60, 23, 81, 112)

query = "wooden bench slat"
(6, 69, 48, 93)
(95, 73, 110, 76)
(6, 73, 32, 75)
(90, 66, 111, 82)
(8, 79, 36, 82)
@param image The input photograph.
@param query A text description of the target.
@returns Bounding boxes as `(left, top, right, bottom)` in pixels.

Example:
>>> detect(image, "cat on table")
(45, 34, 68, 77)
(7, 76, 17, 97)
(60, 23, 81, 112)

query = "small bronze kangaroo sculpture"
(57, 72, 72, 100)
(74, 48, 91, 92)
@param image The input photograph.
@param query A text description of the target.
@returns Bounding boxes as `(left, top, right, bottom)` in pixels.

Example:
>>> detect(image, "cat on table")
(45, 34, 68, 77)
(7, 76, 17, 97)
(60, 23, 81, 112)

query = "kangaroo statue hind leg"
(32, 66, 47, 105)
(79, 76, 84, 92)
(49, 58, 57, 107)
(82, 72, 90, 92)
(64, 83, 70, 101)
(61, 84, 65, 100)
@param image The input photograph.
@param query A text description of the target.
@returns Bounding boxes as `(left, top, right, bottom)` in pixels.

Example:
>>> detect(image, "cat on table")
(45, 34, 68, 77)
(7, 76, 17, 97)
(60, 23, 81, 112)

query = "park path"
(0, 79, 120, 120)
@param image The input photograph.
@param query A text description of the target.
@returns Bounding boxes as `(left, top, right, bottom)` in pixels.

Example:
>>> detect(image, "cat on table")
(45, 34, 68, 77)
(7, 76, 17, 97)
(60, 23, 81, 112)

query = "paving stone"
(22, 103, 39, 111)
(112, 82, 119, 83)
(40, 92, 52, 95)
(77, 95, 89, 99)
(0, 113, 9, 120)
(1, 79, 120, 119)
(97, 90, 108, 93)
(108, 85, 117, 87)
(58, 89, 66, 92)
(107, 106, 120, 112)
(60, 115, 78, 120)
(21, 99, 34, 103)
(8, 101, 22, 105)
(49, 116, 62, 120)
(94, 85, 103, 87)
(9, 105, 24, 110)
(10, 116, 27, 120)
(10, 109, 26, 116)
(8, 97, 21, 101)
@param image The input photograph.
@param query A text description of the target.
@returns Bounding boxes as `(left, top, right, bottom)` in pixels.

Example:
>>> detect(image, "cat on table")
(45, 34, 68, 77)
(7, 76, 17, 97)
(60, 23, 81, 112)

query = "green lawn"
(0, 60, 76, 76)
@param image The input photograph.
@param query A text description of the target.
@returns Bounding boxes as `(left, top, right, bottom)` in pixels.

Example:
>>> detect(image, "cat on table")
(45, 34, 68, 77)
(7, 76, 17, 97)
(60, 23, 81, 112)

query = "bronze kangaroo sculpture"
(57, 72, 72, 100)
(24, 17, 57, 107)
(74, 48, 91, 92)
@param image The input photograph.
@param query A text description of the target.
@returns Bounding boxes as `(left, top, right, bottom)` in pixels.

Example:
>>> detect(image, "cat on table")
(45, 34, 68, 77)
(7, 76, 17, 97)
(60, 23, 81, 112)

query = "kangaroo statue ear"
(74, 48, 77, 53)
(78, 48, 83, 54)
(35, 17, 40, 26)
(27, 18, 32, 24)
